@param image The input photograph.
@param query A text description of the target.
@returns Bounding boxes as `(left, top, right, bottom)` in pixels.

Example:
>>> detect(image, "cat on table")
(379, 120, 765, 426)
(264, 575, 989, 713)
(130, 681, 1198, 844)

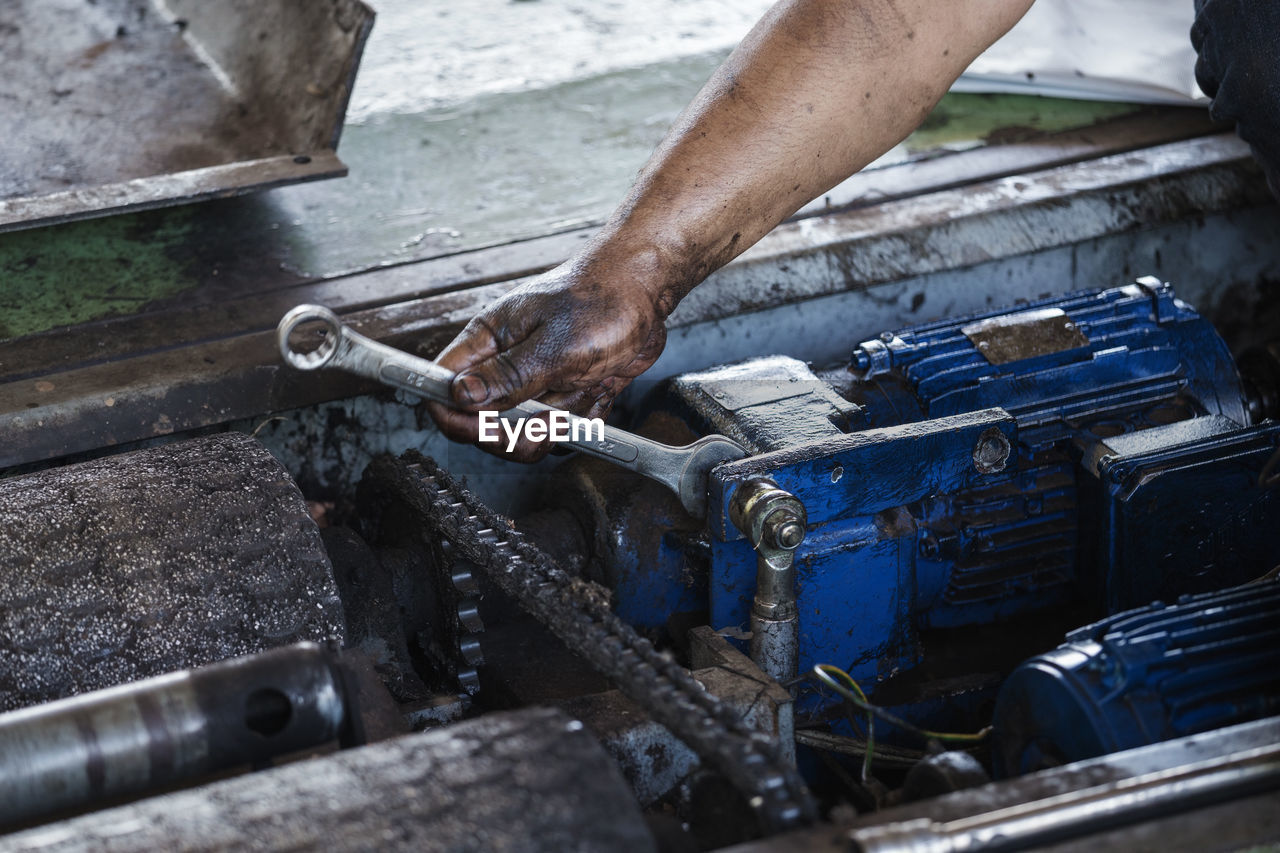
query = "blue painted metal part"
(836, 280, 1267, 631)
(848, 280, 1248, 431)
(1082, 416, 1280, 611)
(612, 523, 706, 629)
(708, 409, 1019, 682)
(656, 280, 1279, 691)
(992, 579, 1280, 777)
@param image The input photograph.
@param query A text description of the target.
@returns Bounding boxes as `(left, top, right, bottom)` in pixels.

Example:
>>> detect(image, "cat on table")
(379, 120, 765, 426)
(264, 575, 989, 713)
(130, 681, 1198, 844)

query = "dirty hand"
(427, 0, 1040, 462)
(427, 253, 672, 461)
(1191, 0, 1280, 197)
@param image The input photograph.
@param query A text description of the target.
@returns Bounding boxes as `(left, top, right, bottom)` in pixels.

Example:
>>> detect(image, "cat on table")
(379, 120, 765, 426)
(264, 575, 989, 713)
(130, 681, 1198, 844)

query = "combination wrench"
(277, 305, 746, 518)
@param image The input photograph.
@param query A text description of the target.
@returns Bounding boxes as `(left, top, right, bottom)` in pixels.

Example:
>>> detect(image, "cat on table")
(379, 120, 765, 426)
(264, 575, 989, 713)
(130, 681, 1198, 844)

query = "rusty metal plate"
(0, 0, 373, 233)
(962, 307, 1090, 365)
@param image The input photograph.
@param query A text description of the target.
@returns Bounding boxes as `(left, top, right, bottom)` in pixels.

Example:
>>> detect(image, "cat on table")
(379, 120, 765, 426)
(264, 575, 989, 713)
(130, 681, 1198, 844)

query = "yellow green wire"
(814, 664, 876, 781)
(812, 663, 991, 763)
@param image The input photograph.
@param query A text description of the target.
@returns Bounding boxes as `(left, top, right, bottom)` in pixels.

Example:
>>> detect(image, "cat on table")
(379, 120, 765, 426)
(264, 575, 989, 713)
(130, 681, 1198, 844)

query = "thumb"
(451, 333, 552, 411)
(434, 305, 540, 409)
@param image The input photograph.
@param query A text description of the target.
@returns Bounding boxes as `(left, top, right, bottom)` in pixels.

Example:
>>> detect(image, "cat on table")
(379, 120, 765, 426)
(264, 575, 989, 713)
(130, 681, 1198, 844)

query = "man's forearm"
(592, 0, 1035, 312)
(427, 0, 1037, 448)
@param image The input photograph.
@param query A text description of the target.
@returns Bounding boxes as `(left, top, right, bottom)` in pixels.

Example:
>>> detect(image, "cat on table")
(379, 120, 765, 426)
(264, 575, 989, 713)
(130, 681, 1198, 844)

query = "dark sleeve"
(1191, 0, 1280, 196)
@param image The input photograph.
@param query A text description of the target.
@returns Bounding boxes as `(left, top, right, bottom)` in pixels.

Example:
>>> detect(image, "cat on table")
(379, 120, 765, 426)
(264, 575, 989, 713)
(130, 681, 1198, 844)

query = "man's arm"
(430, 0, 1034, 458)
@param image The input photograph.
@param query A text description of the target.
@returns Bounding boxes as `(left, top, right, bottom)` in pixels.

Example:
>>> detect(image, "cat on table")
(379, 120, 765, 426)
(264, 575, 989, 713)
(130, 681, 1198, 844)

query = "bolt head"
(972, 427, 1012, 474)
(776, 520, 805, 549)
(761, 511, 805, 550)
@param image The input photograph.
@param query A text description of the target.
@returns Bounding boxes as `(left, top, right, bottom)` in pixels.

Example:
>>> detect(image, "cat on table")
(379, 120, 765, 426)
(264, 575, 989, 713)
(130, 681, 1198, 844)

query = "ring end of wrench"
(278, 304, 343, 372)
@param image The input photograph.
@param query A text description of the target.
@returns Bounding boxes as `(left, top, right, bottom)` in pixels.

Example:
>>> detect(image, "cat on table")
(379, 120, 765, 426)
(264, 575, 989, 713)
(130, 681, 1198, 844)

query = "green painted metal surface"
(908, 92, 1136, 151)
(0, 208, 198, 340)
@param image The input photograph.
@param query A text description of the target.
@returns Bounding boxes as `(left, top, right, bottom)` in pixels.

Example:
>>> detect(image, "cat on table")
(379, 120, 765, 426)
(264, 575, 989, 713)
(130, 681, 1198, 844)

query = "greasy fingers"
(451, 334, 552, 411)
(541, 384, 620, 424)
(424, 258, 672, 455)
(433, 307, 542, 410)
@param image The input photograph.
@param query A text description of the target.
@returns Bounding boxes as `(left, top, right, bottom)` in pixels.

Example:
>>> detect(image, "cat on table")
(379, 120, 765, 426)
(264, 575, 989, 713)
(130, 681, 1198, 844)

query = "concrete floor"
(347, 0, 775, 119)
(287, 0, 777, 274)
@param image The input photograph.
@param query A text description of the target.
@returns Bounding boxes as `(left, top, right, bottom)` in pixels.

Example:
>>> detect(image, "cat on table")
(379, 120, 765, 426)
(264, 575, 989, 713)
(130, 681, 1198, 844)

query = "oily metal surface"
(0, 0, 373, 231)
(0, 707, 655, 853)
(361, 452, 817, 834)
(0, 643, 349, 830)
(724, 717, 1280, 853)
(0, 432, 345, 712)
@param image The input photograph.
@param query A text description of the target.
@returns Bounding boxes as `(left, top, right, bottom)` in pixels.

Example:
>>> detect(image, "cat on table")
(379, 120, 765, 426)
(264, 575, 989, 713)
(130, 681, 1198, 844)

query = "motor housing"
(992, 578, 1280, 777)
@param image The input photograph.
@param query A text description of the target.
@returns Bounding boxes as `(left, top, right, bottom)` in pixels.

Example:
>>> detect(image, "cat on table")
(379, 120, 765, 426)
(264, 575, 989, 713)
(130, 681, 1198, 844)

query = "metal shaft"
(0, 709, 654, 853)
(0, 643, 352, 829)
(849, 743, 1280, 853)
(277, 304, 745, 517)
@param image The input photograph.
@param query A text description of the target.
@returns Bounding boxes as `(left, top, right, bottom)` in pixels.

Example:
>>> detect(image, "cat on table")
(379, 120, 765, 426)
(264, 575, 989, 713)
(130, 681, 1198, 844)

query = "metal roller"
(0, 643, 354, 829)
(0, 432, 346, 711)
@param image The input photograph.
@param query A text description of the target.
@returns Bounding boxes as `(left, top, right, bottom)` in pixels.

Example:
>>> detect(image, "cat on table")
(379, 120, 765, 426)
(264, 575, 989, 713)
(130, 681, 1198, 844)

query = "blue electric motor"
(992, 578, 1280, 777)
(629, 279, 1280, 686)
(837, 279, 1274, 618)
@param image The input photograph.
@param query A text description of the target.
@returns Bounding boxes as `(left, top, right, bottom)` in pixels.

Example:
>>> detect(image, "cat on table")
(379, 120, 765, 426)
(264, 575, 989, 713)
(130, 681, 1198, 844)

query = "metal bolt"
(772, 517, 806, 550)
(730, 479, 807, 552)
(972, 427, 1012, 474)
(760, 506, 806, 551)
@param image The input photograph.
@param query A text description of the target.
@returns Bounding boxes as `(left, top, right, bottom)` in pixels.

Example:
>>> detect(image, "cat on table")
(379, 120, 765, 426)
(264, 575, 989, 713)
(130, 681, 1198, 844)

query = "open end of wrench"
(278, 305, 344, 371)
(678, 436, 748, 518)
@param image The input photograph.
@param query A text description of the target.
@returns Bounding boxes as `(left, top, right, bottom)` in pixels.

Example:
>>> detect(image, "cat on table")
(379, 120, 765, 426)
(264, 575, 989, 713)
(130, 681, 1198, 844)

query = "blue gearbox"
(639, 279, 1280, 686)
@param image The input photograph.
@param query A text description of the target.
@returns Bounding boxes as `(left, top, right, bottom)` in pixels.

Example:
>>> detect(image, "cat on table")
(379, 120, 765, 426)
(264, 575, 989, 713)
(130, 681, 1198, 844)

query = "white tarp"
(957, 0, 1205, 104)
